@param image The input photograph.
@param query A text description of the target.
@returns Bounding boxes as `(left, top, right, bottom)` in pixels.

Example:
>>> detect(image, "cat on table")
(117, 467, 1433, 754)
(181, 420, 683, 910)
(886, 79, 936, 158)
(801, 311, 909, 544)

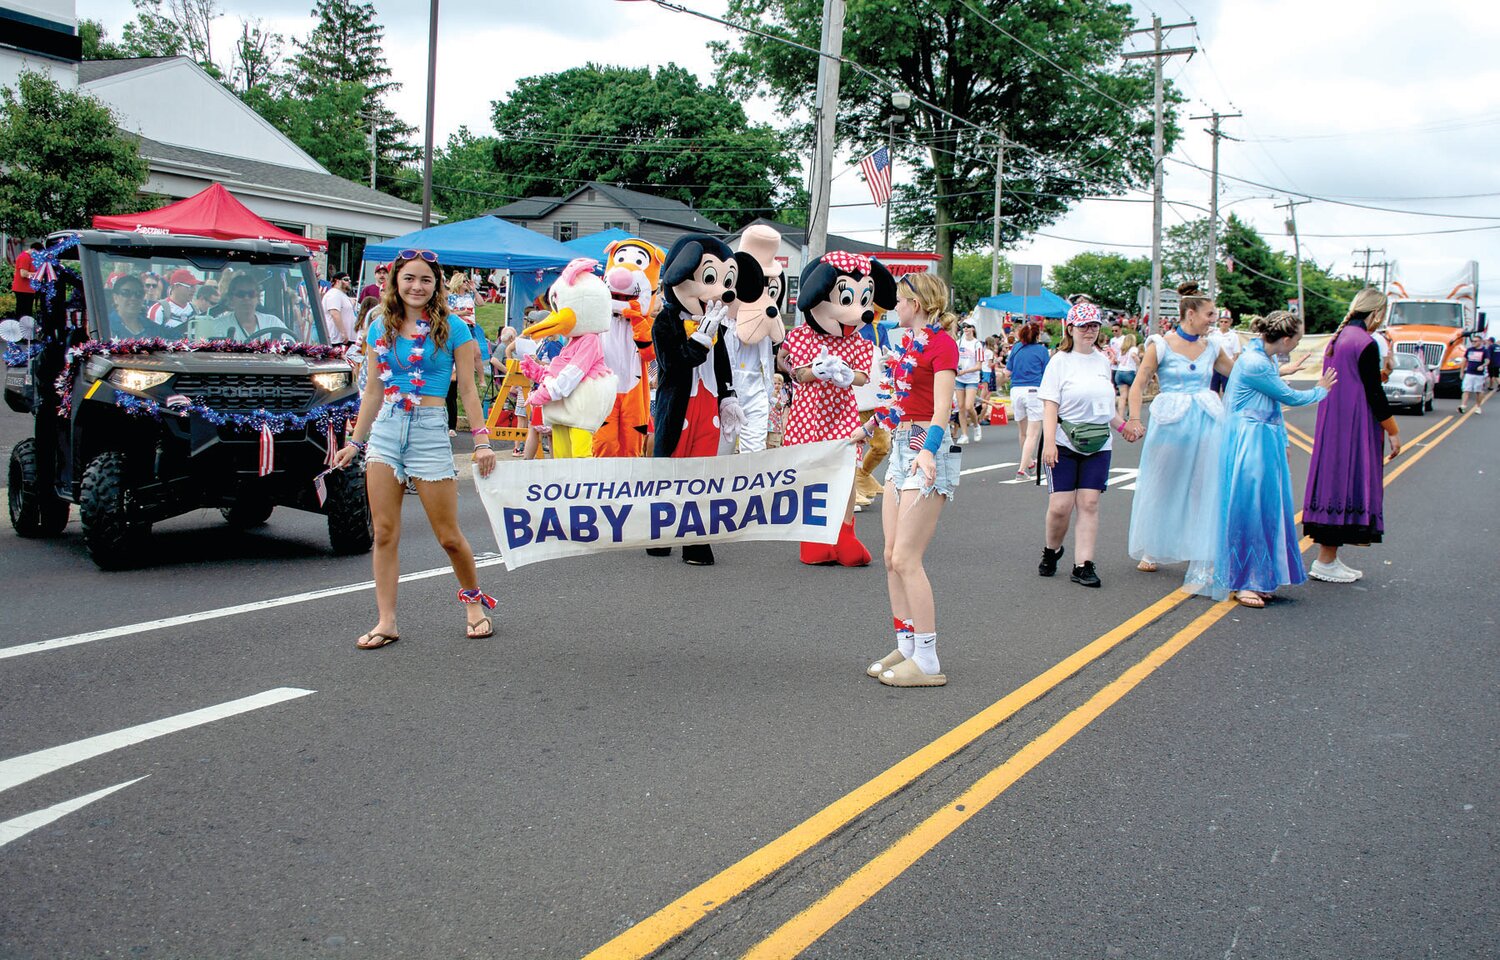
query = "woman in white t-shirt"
(1113, 333, 1139, 418)
(954, 323, 985, 443)
(1037, 302, 1134, 588)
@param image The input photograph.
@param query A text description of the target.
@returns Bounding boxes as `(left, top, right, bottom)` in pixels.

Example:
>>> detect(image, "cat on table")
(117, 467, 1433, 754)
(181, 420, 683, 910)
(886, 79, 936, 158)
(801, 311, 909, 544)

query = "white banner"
(473, 440, 856, 570)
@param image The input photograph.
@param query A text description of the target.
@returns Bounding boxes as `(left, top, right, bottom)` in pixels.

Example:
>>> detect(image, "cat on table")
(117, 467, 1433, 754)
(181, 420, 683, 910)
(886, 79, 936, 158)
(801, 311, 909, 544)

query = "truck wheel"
(8, 438, 70, 538)
(80, 452, 151, 569)
(221, 500, 274, 528)
(325, 464, 372, 555)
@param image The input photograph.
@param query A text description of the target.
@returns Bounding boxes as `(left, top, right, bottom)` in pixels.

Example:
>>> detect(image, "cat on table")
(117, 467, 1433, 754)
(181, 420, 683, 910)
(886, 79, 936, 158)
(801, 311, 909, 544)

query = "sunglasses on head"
(397, 249, 439, 264)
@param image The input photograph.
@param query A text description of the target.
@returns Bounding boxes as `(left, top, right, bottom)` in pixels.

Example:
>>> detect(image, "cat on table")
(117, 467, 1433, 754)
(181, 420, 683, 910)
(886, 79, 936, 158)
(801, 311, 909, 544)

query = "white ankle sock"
(910, 632, 940, 675)
(895, 618, 915, 658)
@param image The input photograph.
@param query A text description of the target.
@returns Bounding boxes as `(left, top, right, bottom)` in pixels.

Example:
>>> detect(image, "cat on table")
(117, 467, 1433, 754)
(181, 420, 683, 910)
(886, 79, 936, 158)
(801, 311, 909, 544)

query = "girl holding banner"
(857, 272, 961, 688)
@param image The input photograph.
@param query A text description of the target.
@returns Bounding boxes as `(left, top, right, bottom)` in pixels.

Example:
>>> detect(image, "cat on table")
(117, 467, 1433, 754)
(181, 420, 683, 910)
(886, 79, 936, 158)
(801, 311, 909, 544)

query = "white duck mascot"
(516, 258, 620, 458)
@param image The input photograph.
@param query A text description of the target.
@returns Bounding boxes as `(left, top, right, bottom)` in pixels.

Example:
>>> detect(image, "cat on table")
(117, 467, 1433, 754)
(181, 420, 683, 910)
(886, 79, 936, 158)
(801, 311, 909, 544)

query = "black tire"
(8, 438, 70, 538)
(325, 463, 372, 555)
(80, 452, 150, 569)
(220, 500, 274, 528)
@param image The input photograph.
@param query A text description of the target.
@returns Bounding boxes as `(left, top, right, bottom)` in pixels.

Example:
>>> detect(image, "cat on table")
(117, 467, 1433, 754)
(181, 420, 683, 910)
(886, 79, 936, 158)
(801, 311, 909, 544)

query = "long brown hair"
(380, 254, 451, 348)
(1178, 280, 1213, 319)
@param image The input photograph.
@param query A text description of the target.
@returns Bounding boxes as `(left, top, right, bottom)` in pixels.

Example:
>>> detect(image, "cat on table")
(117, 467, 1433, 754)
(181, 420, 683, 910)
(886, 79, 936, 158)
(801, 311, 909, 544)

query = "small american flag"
(859, 146, 893, 207)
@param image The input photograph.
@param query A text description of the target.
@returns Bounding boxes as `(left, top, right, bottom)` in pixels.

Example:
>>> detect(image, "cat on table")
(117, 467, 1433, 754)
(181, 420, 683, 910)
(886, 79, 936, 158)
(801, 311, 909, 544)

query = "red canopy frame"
(93, 183, 328, 251)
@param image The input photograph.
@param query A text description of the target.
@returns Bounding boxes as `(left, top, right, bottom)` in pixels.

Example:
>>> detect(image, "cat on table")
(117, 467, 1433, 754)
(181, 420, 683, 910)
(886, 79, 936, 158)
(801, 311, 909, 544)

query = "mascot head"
(603, 238, 665, 318)
(731, 224, 787, 346)
(798, 251, 897, 338)
(524, 258, 611, 339)
(661, 234, 763, 317)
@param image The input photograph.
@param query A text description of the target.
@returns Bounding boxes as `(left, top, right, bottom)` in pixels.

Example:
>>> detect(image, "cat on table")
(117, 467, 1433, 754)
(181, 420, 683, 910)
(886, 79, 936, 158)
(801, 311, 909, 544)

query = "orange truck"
(1384, 261, 1485, 396)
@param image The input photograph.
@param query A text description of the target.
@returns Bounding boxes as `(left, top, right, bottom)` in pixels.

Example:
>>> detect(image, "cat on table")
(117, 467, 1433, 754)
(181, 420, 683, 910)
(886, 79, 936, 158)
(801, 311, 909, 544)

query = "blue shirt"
(537, 337, 563, 362)
(366, 315, 474, 397)
(1006, 342, 1050, 388)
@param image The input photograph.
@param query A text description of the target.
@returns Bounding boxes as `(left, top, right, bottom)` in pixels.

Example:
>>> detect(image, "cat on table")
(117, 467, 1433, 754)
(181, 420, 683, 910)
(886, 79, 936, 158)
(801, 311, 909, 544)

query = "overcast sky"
(82, 0, 1500, 312)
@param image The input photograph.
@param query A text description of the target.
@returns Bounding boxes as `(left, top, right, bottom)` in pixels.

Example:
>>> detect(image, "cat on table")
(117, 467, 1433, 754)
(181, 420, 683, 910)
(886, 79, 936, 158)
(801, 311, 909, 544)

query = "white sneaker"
(1334, 559, 1363, 580)
(975, 426, 983, 441)
(955, 435, 969, 445)
(1309, 559, 1357, 583)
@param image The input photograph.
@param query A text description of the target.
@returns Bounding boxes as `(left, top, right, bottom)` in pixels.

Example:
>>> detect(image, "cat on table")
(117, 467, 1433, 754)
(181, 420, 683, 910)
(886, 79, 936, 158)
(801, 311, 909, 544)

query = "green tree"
(430, 127, 507, 221)
(242, 81, 370, 182)
(79, 19, 128, 59)
(0, 71, 148, 237)
(1163, 216, 1211, 287)
(1218, 213, 1292, 321)
(230, 20, 284, 97)
(291, 0, 415, 180)
(119, 0, 223, 78)
(1048, 251, 1151, 311)
(1291, 258, 1364, 334)
(715, 0, 1174, 278)
(489, 64, 800, 222)
(949, 251, 1010, 312)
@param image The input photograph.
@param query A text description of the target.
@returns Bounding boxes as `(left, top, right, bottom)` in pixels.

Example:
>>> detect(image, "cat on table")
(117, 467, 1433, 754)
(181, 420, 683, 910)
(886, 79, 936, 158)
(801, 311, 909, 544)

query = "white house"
(0, 0, 79, 90)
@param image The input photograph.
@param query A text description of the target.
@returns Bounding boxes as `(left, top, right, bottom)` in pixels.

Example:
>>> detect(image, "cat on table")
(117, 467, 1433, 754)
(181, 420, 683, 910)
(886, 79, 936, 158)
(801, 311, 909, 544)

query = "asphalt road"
(0, 393, 1495, 960)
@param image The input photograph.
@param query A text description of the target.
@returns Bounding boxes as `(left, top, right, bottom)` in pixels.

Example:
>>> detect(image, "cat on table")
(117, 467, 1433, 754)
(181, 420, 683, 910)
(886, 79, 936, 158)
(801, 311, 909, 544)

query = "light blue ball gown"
(1198, 339, 1328, 599)
(1128, 333, 1224, 587)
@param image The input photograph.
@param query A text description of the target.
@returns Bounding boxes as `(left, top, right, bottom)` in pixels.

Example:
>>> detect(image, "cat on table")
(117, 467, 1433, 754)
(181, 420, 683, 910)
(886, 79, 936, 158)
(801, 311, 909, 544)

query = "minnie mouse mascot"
(784, 251, 898, 565)
(647, 234, 762, 566)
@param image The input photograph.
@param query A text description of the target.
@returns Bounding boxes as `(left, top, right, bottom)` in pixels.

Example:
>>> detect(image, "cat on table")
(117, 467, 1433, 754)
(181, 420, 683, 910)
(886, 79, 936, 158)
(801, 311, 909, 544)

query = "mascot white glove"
(513, 336, 540, 359)
(718, 395, 747, 436)
(690, 301, 729, 347)
(810, 346, 837, 381)
(826, 357, 856, 389)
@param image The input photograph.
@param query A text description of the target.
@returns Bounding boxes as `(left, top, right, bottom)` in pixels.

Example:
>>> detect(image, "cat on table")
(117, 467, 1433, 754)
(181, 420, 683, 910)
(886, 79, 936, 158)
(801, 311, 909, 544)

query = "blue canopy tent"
(562, 228, 636, 263)
(971, 287, 1070, 340)
(364, 216, 579, 329)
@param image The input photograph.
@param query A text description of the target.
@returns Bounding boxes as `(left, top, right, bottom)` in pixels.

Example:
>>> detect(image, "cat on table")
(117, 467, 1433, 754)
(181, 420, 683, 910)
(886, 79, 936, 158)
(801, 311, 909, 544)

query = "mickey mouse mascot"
(783, 251, 898, 565)
(720, 224, 786, 454)
(647, 234, 761, 566)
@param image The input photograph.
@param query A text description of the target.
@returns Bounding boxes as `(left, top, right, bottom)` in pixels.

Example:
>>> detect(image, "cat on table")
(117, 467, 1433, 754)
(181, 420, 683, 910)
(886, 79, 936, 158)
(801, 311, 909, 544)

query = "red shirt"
(896, 327, 959, 423)
(12, 251, 35, 293)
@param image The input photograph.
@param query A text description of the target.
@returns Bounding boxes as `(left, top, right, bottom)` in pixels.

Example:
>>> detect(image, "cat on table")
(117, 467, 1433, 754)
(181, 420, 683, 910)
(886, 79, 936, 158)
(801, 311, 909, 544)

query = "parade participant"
(1487, 335, 1499, 391)
(721, 225, 786, 454)
(148, 269, 200, 329)
(596, 238, 664, 458)
(105, 274, 173, 339)
(1202, 311, 1336, 606)
(514, 258, 619, 458)
(1005, 323, 1049, 478)
(954, 323, 984, 443)
(1458, 331, 1488, 414)
(330, 249, 497, 649)
(1124, 282, 1235, 584)
(784, 250, 896, 566)
(1038, 302, 1131, 588)
(648, 234, 755, 565)
(444, 273, 477, 434)
(1304, 288, 1401, 583)
(857, 271, 960, 687)
(1209, 312, 1241, 394)
(1113, 333, 1139, 419)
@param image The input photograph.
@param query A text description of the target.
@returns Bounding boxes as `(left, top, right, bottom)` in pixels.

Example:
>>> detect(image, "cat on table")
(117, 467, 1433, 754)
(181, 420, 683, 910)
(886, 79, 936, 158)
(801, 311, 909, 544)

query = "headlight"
(1405, 376, 1421, 388)
(311, 371, 351, 391)
(108, 367, 172, 391)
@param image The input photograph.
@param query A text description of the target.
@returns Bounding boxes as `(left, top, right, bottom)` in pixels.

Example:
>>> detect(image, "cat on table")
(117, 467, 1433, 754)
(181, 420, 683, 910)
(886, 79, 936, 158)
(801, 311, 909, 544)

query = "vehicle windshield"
(91, 250, 326, 345)
(1392, 353, 1421, 370)
(1387, 301, 1464, 328)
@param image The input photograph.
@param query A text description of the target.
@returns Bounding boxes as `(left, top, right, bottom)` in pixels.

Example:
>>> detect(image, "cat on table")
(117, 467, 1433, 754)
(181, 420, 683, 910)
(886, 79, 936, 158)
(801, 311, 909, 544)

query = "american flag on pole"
(859, 145, 893, 207)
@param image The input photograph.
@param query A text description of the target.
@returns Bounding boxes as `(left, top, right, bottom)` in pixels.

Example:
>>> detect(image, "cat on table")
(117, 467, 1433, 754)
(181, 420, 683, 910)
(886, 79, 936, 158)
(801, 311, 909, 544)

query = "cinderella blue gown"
(1128, 334, 1223, 586)
(1198, 339, 1328, 599)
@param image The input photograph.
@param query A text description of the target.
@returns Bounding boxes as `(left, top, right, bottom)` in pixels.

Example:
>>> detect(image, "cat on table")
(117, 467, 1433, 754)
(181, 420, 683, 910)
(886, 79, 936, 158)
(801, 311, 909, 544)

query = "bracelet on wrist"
(349, 439, 366, 452)
(473, 443, 493, 451)
(470, 427, 490, 436)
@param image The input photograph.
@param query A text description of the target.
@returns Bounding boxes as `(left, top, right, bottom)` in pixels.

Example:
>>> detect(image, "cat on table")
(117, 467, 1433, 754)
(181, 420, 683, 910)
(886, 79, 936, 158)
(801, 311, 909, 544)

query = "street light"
(885, 92, 910, 249)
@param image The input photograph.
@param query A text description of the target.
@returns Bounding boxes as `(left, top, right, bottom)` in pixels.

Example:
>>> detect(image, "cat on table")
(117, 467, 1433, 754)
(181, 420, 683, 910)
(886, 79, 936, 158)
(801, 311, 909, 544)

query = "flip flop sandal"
(867, 649, 906, 678)
(1137, 560, 1159, 572)
(466, 616, 494, 639)
(878, 659, 947, 688)
(357, 632, 399, 650)
(1235, 593, 1266, 608)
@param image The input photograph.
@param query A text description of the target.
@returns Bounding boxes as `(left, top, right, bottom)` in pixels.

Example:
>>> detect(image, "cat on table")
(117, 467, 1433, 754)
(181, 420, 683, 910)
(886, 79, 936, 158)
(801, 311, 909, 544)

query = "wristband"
(1115, 422, 1126, 435)
(471, 427, 490, 437)
(921, 425, 945, 454)
(350, 439, 367, 452)
(473, 443, 493, 451)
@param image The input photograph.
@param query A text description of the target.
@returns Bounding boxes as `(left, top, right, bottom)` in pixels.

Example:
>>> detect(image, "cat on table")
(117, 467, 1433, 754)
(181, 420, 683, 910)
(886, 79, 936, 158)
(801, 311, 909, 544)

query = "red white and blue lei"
(372, 315, 431, 411)
(868, 324, 943, 446)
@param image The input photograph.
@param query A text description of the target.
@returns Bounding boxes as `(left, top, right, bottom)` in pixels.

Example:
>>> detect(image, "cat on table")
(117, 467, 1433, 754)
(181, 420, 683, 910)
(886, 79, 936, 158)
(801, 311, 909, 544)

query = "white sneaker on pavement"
(955, 434, 969, 445)
(1309, 559, 1358, 583)
(975, 426, 983, 441)
(1334, 559, 1363, 580)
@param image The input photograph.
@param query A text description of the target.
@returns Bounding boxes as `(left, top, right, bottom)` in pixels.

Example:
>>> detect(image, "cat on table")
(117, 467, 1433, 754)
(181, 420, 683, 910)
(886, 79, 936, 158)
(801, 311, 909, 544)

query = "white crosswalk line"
(0, 777, 148, 849)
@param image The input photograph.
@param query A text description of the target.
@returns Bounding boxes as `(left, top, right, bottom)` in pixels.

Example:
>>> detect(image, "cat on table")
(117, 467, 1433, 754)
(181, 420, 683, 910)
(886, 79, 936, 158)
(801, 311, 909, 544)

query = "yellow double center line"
(584, 405, 1474, 960)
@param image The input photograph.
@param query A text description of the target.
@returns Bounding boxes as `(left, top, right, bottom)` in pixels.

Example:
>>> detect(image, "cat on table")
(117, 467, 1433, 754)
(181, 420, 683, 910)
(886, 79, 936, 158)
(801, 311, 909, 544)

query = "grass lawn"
(475, 302, 507, 340)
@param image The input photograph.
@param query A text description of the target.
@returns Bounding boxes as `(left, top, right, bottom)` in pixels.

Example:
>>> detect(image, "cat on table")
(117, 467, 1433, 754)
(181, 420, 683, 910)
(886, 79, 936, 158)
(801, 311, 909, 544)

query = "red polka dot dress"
(782, 324, 875, 446)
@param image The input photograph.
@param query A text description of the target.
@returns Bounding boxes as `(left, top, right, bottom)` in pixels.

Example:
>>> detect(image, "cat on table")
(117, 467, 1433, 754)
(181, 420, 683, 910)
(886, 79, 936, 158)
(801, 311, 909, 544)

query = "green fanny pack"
(1060, 419, 1110, 455)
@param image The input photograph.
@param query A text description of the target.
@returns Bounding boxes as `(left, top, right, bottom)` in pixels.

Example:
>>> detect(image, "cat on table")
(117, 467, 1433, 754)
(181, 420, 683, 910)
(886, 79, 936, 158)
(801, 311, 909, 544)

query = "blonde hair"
(900, 272, 959, 333)
(381, 255, 452, 348)
(1120, 333, 1136, 351)
(447, 271, 469, 295)
(1326, 287, 1387, 357)
(1252, 310, 1303, 343)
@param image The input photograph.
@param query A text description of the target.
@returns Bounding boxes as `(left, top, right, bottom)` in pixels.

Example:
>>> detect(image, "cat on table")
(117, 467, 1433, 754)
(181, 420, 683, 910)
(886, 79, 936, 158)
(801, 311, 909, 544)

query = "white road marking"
(0, 777, 148, 849)
(1108, 468, 1140, 490)
(959, 461, 1017, 476)
(0, 687, 314, 793)
(0, 557, 506, 661)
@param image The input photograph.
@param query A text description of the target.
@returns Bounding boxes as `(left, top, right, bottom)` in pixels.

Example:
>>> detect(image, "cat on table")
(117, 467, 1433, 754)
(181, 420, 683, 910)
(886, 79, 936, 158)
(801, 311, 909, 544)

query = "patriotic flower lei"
(872, 323, 943, 430)
(372, 313, 432, 411)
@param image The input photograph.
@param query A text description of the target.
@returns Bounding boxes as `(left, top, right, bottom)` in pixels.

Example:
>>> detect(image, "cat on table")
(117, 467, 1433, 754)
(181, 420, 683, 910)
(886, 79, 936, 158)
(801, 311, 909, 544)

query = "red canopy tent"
(92, 183, 328, 250)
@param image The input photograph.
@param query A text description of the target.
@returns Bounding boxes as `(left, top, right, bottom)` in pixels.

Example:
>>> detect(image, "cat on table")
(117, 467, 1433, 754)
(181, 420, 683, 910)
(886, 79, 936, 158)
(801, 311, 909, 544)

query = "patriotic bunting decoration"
(110, 392, 360, 433)
(258, 423, 276, 476)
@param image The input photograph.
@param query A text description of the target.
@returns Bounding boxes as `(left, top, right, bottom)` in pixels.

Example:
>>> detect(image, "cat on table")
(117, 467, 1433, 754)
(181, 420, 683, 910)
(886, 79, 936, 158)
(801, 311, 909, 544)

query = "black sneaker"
(1071, 561, 1101, 588)
(1038, 545, 1065, 577)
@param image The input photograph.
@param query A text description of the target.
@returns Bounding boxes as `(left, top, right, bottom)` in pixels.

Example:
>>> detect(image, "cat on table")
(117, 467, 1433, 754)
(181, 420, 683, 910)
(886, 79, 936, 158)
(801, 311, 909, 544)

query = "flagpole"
(882, 117, 893, 250)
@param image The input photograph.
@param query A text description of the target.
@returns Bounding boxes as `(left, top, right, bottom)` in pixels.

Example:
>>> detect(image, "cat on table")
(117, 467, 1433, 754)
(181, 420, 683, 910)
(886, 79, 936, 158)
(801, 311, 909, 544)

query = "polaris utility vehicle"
(6, 230, 371, 569)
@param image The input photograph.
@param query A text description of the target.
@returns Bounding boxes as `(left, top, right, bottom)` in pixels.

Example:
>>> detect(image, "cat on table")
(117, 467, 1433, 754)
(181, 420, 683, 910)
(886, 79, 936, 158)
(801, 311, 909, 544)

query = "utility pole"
(1125, 17, 1195, 329)
(1276, 198, 1310, 319)
(1352, 247, 1386, 286)
(420, 0, 439, 228)
(1189, 110, 1240, 299)
(805, 0, 845, 262)
(990, 134, 1004, 296)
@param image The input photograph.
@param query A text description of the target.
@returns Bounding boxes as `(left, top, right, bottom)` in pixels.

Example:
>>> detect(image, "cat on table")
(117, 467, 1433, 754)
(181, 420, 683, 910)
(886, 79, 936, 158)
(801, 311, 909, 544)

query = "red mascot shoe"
(800, 540, 837, 565)
(834, 520, 872, 567)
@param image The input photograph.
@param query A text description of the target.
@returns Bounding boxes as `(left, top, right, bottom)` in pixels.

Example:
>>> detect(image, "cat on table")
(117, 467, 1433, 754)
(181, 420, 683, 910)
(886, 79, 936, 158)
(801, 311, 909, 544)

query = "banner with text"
(473, 440, 856, 570)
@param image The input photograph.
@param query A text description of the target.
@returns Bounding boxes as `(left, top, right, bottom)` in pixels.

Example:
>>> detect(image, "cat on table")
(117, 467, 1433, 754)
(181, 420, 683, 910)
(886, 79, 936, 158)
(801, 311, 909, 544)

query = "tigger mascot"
(594, 237, 664, 458)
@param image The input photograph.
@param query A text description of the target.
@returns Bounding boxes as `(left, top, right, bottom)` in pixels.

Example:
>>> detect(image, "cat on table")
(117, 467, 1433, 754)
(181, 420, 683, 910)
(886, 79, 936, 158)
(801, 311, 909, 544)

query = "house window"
(604, 221, 630, 232)
(786, 274, 800, 309)
(554, 222, 579, 242)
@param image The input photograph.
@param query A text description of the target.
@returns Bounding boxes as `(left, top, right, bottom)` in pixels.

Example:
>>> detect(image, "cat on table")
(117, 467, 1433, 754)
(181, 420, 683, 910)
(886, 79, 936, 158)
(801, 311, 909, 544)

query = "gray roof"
(730, 217, 901, 255)
(78, 57, 179, 83)
(485, 181, 727, 234)
(132, 135, 422, 215)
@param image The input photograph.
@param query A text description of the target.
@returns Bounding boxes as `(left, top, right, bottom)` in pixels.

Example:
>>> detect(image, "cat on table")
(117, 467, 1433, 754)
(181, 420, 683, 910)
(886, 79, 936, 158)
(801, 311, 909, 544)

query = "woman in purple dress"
(1302, 288, 1402, 583)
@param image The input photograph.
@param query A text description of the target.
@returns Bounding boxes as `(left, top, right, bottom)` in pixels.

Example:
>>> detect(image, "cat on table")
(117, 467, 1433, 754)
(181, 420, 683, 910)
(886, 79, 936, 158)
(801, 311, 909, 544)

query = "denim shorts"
(366, 404, 457, 483)
(885, 425, 962, 500)
(1113, 370, 1136, 389)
